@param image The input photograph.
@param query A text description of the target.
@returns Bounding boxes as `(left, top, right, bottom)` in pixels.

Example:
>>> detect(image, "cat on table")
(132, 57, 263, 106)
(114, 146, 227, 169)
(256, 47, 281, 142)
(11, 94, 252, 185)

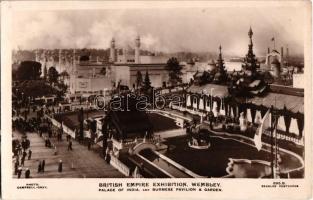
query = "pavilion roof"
(250, 92, 304, 114)
(187, 83, 229, 98)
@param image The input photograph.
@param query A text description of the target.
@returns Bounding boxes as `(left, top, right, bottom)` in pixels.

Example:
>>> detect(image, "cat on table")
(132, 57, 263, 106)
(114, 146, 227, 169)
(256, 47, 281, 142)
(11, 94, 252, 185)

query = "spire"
(217, 45, 226, 76)
(242, 27, 259, 75)
(248, 26, 253, 39)
(215, 45, 227, 83)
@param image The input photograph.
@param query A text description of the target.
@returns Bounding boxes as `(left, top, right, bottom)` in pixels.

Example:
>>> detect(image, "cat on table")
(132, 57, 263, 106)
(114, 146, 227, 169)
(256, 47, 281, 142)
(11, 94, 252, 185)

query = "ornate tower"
(109, 38, 115, 63)
(242, 27, 259, 76)
(214, 45, 228, 83)
(217, 45, 227, 76)
(135, 35, 141, 64)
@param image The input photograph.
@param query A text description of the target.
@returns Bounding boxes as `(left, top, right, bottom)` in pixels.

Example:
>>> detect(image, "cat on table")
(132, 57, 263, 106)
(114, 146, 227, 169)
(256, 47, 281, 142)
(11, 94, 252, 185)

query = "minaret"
(35, 49, 39, 62)
(123, 48, 127, 63)
(109, 38, 115, 63)
(135, 35, 141, 64)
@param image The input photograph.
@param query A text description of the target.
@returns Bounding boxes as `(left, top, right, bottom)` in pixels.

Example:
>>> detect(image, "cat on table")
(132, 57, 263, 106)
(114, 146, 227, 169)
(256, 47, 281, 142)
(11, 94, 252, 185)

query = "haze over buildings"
(12, 7, 305, 56)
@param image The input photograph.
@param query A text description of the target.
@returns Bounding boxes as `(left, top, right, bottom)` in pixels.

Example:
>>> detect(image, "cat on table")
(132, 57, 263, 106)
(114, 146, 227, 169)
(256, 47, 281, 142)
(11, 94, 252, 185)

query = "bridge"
(128, 141, 199, 178)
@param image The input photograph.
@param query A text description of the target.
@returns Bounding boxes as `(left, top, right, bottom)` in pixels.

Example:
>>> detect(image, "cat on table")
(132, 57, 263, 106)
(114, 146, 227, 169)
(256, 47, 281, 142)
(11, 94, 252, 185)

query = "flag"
(254, 109, 270, 151)
(271, 37, 275, 41)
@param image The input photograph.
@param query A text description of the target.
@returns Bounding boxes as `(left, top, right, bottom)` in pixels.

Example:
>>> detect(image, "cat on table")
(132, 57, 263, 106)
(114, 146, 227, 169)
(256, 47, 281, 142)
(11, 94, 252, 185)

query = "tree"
(166, 57, 182, 86)
(136, 71, 143, 88)
(17, 80, 59, 98)
(43, 65, 48, 80)
(15, 61, 42, 80)
(59, 70, 69, 79)
(143, 71, 151, 90)
(48, 67, 59, 84)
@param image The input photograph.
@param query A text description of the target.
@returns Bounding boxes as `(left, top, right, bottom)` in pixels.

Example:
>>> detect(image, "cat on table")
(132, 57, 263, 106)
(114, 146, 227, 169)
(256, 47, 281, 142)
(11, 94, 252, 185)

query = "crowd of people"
(12, 101, 76, 178)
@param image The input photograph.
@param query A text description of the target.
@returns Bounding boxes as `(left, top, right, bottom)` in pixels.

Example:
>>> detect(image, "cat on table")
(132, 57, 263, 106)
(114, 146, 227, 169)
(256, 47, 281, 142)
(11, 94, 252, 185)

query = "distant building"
(293, 73, 305, 88)
(114, 63, 170, 88)
(108, 36, 188, 88)
(68, 51, 113, 100)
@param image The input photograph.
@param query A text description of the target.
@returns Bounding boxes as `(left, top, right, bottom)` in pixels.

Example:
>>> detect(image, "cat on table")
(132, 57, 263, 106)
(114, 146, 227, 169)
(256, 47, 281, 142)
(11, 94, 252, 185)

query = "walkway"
(12, 130, 124, 178)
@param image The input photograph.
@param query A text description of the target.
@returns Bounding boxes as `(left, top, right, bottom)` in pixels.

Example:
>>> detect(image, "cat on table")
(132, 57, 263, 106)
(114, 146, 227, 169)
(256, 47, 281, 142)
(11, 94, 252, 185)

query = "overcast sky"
(12, 6, 306, 56)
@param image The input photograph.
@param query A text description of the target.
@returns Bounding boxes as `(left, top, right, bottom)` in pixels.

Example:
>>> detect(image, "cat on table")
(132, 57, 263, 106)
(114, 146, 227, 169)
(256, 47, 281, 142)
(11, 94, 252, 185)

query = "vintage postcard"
(1, 1, 312, 200)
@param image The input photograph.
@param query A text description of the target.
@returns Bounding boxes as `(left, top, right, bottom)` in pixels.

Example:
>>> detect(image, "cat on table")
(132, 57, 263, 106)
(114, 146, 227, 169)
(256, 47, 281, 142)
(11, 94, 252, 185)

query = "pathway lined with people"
(12, 130, 124, 178)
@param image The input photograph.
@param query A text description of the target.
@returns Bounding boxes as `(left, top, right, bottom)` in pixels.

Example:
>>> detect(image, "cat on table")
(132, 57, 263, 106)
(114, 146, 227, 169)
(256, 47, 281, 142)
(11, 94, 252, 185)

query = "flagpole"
(270, 105, 274, 178)
(274, 38, 276, 50)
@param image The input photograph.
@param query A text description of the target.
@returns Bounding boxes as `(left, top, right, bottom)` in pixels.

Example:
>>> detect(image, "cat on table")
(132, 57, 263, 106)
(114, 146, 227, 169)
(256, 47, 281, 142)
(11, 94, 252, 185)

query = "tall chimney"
(268, 47, 270, 54)
(135, 35, 141, 64)
(110, 38, 115, 63)
(59, 49, 62, 72)
(73, 49, 76, 74)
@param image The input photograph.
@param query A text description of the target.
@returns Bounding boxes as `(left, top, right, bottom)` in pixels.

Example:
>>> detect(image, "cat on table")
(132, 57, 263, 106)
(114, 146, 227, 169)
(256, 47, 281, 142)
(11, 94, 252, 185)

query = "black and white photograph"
(1, 1, 312, 199)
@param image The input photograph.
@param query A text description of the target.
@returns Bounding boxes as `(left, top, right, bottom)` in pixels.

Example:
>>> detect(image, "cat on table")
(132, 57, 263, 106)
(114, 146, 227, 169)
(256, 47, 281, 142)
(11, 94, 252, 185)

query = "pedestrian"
(14, 162, 19, 175)
(88, 140, 91, 150)
(58, 160, 63, 173)
(47, 139, 51, 148)
(25, 168, 30, 178)
(37, 161, 42, 173)
(28, 149, 32, 160)
(13, 148, 18, 157)
(48, 129, 52, 138)
(16, 155, 20, 166)
(44, 137, 48, 147)
(54, 146, 58, 155)
(22, 151, 27, 159)
(42, 160, 45, 173)
(68, 140, 73, 151)
(21, 156, 25, 166)
(18, 145, 22, 155)
(17, 167, 22, 178)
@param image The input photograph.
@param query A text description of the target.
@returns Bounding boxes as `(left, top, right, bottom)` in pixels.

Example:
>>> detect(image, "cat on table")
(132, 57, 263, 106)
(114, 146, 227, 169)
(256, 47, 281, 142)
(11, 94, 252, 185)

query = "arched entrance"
(130, 142, 157, 155)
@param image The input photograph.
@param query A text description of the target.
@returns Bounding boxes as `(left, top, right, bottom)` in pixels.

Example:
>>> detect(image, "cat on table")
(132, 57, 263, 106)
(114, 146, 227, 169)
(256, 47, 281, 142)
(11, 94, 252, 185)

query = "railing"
(110, 155, 130, 177)
(45, 115, 76, 138)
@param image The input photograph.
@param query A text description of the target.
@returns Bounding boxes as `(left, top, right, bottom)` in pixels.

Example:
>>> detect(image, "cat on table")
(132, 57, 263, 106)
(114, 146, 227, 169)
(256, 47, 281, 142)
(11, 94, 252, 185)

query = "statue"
(239, 112, 247, 132)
